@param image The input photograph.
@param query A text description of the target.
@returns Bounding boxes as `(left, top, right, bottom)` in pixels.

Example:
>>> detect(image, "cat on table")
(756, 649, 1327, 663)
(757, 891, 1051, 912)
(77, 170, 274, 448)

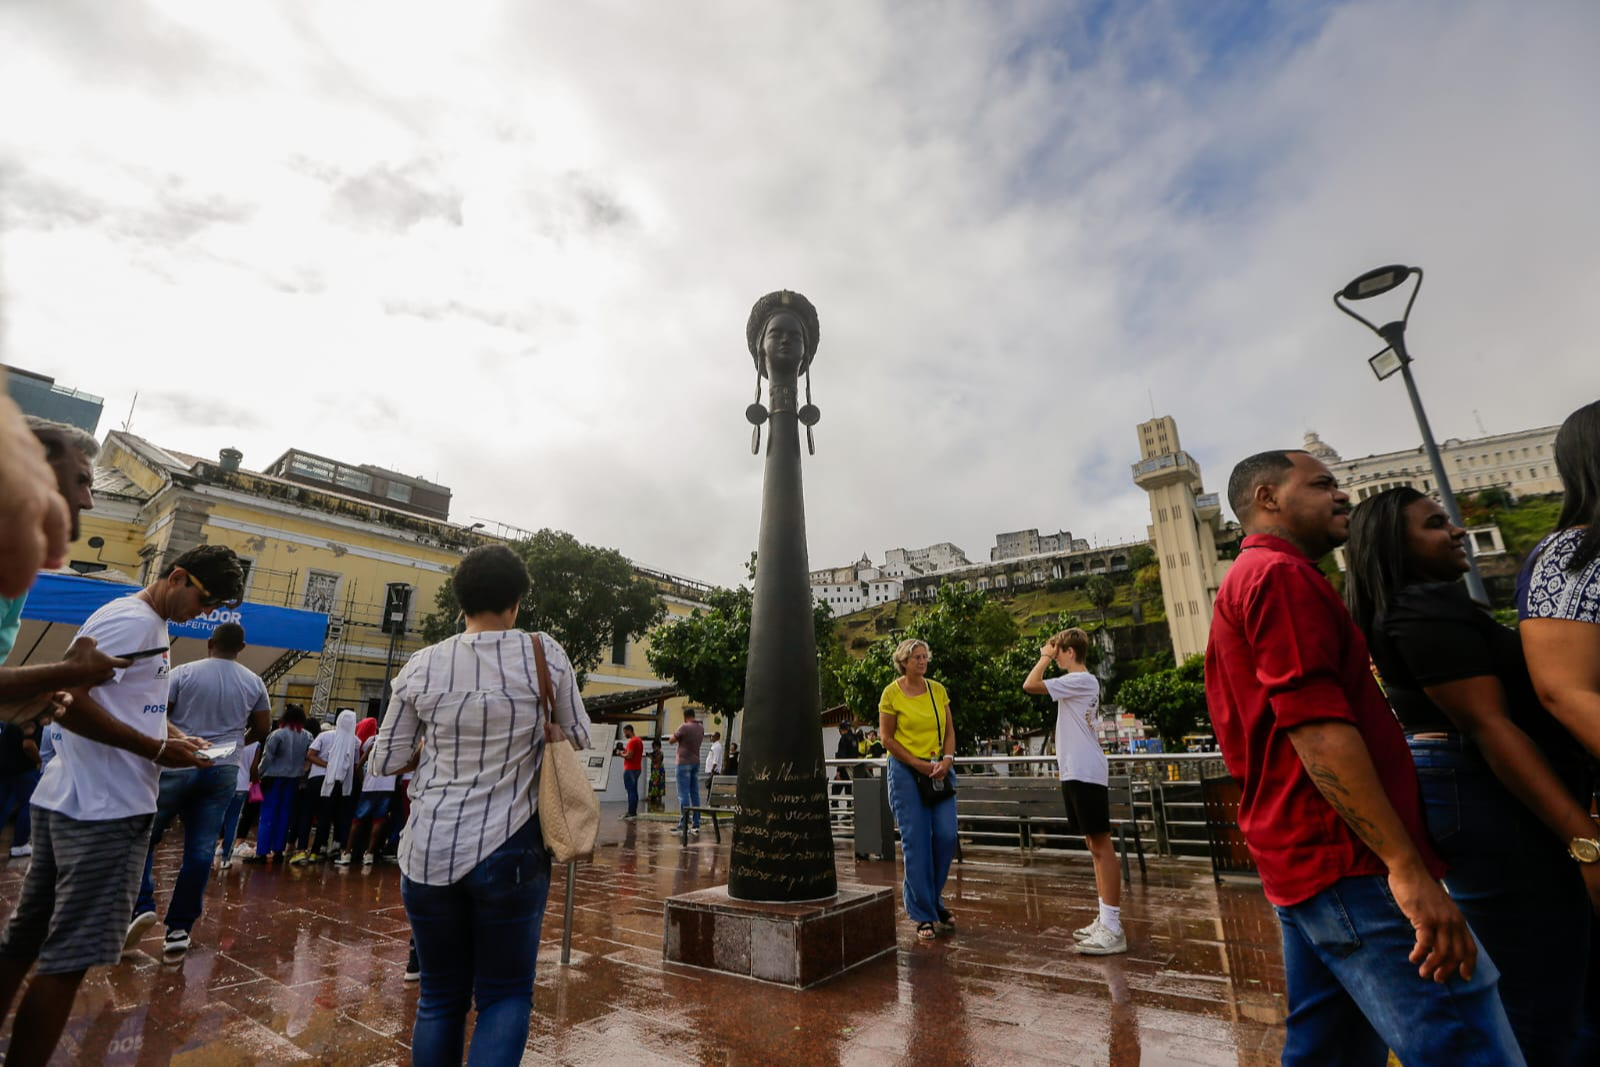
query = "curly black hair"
(160, 544, 246, 606)
(452, 545, 530, 617)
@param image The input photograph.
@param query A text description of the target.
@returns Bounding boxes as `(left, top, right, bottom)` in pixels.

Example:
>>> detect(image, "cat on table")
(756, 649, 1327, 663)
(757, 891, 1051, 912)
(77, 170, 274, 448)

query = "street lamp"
(1333, 264, 1488, 603)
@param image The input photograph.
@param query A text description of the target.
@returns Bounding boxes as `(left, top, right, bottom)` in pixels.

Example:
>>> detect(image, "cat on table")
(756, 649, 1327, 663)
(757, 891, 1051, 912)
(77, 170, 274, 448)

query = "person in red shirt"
(1206, 449, 1521, 1066)
(619, 725, 644, 819)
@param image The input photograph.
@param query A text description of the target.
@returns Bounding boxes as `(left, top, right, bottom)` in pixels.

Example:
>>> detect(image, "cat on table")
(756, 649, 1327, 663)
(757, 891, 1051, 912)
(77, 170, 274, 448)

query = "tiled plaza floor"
(0, 806, 1287, 1065)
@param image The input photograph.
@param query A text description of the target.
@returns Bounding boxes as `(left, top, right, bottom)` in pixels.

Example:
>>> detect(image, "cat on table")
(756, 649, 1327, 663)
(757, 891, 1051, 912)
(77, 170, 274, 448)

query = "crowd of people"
(3, 355, 1599, 1065)
(1205, 398, 1600, 1065)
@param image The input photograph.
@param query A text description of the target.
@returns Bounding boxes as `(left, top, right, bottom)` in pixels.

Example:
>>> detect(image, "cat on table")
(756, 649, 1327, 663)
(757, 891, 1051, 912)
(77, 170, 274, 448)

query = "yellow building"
(75, 433, 705, 729)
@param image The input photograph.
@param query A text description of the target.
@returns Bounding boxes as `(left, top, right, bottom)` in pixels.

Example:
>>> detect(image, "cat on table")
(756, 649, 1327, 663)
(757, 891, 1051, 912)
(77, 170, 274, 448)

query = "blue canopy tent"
(4, 572, 328, 673)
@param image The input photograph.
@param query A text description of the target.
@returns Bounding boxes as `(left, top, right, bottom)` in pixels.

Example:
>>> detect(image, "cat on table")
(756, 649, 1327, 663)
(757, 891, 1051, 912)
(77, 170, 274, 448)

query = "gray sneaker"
(1072, 919, 1103, 942)
(1074, 923, 1127, 956)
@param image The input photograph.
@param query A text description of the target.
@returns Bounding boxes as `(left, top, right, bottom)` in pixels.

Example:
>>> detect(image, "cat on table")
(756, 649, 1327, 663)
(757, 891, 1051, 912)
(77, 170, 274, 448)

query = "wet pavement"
(0, 807, 1288, 1065)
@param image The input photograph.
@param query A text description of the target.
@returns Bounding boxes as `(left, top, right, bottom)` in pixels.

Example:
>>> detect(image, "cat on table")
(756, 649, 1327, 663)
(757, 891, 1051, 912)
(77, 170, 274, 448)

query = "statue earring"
(798, 370, 820, 455)
(746, 370, 769, 455)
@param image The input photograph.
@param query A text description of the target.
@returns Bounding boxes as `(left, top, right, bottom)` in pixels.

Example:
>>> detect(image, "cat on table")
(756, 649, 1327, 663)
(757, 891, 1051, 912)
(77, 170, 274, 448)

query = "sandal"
(915, 921, 937, 941)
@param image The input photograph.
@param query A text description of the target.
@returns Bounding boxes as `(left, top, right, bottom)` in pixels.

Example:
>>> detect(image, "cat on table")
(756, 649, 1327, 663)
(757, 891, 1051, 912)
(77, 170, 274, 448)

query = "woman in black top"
(1346, 486, 1594, 1065)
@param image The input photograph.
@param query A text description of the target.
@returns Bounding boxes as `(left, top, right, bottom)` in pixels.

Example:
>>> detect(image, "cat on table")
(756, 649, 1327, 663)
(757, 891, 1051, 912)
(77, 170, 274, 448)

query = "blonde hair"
(1052, 628, 1090, 663)
(892, 639, 931, 676)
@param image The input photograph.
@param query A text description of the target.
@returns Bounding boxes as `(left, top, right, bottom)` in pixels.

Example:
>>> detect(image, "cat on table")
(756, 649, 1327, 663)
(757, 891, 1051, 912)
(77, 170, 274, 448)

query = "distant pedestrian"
(216, 740, 259, 868)
(879, 639, 957, 942)
(1024, 627, 1122, 955)
(671, 709, 705, 834)
(247, 704, 311, 864)
(0, 723, 41, 858)
(646, 739, 666, 812)
(619, 725, 643, 819)
(1205, 448, 1518, 1064)
(706, 732, 724, 778)
(722, 742, 739, 776)
(128, 620, 270, 959)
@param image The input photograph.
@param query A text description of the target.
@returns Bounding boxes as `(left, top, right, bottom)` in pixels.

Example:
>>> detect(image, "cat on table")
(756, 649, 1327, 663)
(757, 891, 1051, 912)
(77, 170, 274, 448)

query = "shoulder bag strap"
(927, 685, 943, 756)
(530, 632, 561, 726)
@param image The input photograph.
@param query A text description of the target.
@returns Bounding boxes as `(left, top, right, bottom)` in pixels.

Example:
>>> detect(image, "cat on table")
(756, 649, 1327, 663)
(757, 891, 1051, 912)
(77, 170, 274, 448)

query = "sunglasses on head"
(186, 572, 239, 609)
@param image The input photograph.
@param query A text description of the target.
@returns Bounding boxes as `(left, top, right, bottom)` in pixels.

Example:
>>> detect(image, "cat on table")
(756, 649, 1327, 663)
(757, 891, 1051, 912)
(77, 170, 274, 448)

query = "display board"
(584, 723, 618, 792)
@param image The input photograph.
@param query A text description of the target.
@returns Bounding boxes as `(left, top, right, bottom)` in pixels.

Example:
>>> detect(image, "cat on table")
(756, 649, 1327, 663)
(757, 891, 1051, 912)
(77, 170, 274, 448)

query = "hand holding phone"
(198, 742, 237, 761)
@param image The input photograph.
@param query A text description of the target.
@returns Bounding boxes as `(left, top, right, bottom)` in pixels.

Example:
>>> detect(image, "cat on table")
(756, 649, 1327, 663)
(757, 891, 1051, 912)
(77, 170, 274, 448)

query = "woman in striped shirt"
(371, 545, 591, 1067)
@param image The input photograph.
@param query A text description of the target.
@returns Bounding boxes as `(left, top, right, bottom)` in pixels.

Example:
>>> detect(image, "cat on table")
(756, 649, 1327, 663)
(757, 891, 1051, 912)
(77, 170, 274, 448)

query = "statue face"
(761, 311, 805, 375)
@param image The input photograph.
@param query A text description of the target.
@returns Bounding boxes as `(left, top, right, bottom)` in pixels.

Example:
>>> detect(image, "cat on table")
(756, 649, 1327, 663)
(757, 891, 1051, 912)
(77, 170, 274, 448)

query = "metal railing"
(825, 753, 1226, 861)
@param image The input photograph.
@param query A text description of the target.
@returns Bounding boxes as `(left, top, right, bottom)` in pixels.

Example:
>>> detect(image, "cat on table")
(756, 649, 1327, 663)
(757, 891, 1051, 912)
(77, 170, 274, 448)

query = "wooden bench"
(682, 775, 739, 842)
(954, 773, 1148, 882)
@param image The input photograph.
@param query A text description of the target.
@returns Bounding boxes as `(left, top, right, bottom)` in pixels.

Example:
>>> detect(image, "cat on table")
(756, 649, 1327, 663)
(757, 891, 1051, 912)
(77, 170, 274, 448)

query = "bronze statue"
(728, 290, 837, 902)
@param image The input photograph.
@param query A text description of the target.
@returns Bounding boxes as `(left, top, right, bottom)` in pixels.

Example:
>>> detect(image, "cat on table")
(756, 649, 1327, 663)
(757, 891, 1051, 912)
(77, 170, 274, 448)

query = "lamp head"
(1339, 264, 1415, 301)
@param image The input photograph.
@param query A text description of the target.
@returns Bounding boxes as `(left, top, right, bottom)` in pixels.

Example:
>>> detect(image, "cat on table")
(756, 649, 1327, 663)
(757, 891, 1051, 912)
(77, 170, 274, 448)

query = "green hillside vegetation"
(1461, 491, 1562, 559)
(833, 570, 1162, 656)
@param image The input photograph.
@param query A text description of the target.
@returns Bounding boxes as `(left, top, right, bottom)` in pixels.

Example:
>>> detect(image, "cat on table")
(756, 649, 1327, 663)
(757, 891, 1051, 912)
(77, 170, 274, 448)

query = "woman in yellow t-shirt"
(878, 638, 958, 941)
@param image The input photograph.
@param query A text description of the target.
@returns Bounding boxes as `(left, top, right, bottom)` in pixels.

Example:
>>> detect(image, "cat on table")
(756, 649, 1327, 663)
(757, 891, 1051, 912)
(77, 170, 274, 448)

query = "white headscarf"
(320, 709, 361, 796)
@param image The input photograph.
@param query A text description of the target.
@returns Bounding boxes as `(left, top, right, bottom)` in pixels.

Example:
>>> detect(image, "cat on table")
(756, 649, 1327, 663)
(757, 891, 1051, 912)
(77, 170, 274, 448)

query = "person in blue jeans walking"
(1206, 449, 1522, 1066)
(126, 621, 270, 960)
(0, 724, 42, 859)
(1346, 487, 1596, 1064)
(879, 639, 957, 942)
(618, 725, 643, 819)
(370, 545, 591, 1067)
(670, 709, 705, 834)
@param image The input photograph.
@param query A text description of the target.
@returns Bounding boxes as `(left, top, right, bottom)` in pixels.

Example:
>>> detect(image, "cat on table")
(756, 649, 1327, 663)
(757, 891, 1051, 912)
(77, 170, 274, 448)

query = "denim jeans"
(0, 768, 41, 849)
(1410, 735, 1591, 1065)
(135, 765, 238, 930)
(622, 769, 640, 817)
(402, 818, 552, 1067)
(675, 764, 700, 828)
(216, 789, 248, 860)
(1276, 874, 1523, 1066)
(255, 777, 296, 856)
(885, 758, 958, 925)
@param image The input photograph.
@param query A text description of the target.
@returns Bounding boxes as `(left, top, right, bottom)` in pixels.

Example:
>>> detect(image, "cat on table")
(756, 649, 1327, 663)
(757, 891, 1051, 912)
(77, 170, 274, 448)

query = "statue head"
(746, 290, 819, 378)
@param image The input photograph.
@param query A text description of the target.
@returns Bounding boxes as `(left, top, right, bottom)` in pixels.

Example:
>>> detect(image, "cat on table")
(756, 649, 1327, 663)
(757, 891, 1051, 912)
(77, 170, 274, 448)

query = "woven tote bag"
(532, 633, 600, 863)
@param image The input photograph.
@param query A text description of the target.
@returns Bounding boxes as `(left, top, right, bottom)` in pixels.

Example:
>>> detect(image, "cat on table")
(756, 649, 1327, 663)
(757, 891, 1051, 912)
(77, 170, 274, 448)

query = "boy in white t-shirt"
(1023, 627, 1125, 956)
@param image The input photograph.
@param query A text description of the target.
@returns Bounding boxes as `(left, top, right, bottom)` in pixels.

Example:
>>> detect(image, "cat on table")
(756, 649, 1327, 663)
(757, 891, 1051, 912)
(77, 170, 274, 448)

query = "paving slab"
(0, 806, 1286, 1065)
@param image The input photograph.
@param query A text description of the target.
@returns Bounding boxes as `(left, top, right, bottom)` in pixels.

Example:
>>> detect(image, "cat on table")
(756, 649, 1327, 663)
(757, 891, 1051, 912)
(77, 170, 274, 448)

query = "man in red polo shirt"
(619, 725, 644, 819)
(1206, 449, 1520, 1066)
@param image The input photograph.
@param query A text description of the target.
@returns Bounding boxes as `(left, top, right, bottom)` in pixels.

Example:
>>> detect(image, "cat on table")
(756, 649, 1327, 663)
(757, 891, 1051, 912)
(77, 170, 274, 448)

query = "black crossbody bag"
(911, 685, 956, 806)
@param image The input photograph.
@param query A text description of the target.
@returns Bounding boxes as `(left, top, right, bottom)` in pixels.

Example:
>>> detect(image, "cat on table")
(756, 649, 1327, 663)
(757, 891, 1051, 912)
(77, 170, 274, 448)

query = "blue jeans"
(675, 764, 700, 828)
(135, 765, 238, 930)
(1411, 735, 1591, 1065)
(885, 758, 958, 924)
(622, 769, 640, 817)
(255, 776, 296, 856)
(402, 818, 552, 1067)
(0, 768, 41, 849)
(1276, 874, 1523, 1066)
(216, 789, 248, 860)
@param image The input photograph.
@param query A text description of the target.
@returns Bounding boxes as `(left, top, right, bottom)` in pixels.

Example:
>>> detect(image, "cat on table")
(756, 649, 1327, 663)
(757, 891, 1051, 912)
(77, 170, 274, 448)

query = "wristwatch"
(1568, 837, 1600, 864)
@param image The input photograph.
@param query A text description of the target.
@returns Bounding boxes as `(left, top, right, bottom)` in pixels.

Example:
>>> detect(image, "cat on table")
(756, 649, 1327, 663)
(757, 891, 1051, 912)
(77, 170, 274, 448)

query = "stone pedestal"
(663, 884, 895, 988)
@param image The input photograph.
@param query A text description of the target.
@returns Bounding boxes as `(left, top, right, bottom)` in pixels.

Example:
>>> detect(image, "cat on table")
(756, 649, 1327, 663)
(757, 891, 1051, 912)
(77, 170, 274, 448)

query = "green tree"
(831, 584, 1038, 753)
(1127, 544, 1156, 573)
(420, 529, 665, 687)
(1115, 653, 1207, 746)
(644, 578, 840, 740)
(1085, 574, 1116, 624)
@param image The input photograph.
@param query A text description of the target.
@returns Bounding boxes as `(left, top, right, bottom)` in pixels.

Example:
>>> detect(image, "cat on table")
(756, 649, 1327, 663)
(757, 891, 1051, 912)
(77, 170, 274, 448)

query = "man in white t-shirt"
(706, 732, 724, 777)
(128, 620, 270, 959)
(1024, 627, 1124, 956)
(0, 544, 241, 1064)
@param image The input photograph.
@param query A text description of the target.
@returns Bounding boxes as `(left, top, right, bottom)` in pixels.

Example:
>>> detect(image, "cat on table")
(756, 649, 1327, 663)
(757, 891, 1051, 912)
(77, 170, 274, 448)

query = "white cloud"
(2, 0, 1595, 587)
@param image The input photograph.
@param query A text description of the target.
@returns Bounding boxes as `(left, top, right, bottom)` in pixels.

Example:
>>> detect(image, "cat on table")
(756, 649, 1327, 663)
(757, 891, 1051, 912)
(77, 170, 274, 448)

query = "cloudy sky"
(3, 0, 1595, 588)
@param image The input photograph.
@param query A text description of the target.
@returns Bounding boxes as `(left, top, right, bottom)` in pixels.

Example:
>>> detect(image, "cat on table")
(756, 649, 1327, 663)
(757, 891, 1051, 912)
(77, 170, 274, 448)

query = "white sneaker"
(219, 857, 233, 870)
(362, 853, 375, 867)
(1074, 923, 1127, 956)
(1072, 919, 1103, 942)
(123, 911, 158, 956)
(9, 844, 31, 858)
(163, 929, 190, 958)
(334, 852, 353, 866)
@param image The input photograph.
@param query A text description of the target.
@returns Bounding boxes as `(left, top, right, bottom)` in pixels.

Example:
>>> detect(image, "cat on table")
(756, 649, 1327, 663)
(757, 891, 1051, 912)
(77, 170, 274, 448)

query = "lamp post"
(1333, 264, 1488, 603)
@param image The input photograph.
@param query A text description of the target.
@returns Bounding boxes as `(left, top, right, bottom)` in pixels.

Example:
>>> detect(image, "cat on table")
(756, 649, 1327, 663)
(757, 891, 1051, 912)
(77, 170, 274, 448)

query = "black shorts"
(1059, 779, 1111, 837)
